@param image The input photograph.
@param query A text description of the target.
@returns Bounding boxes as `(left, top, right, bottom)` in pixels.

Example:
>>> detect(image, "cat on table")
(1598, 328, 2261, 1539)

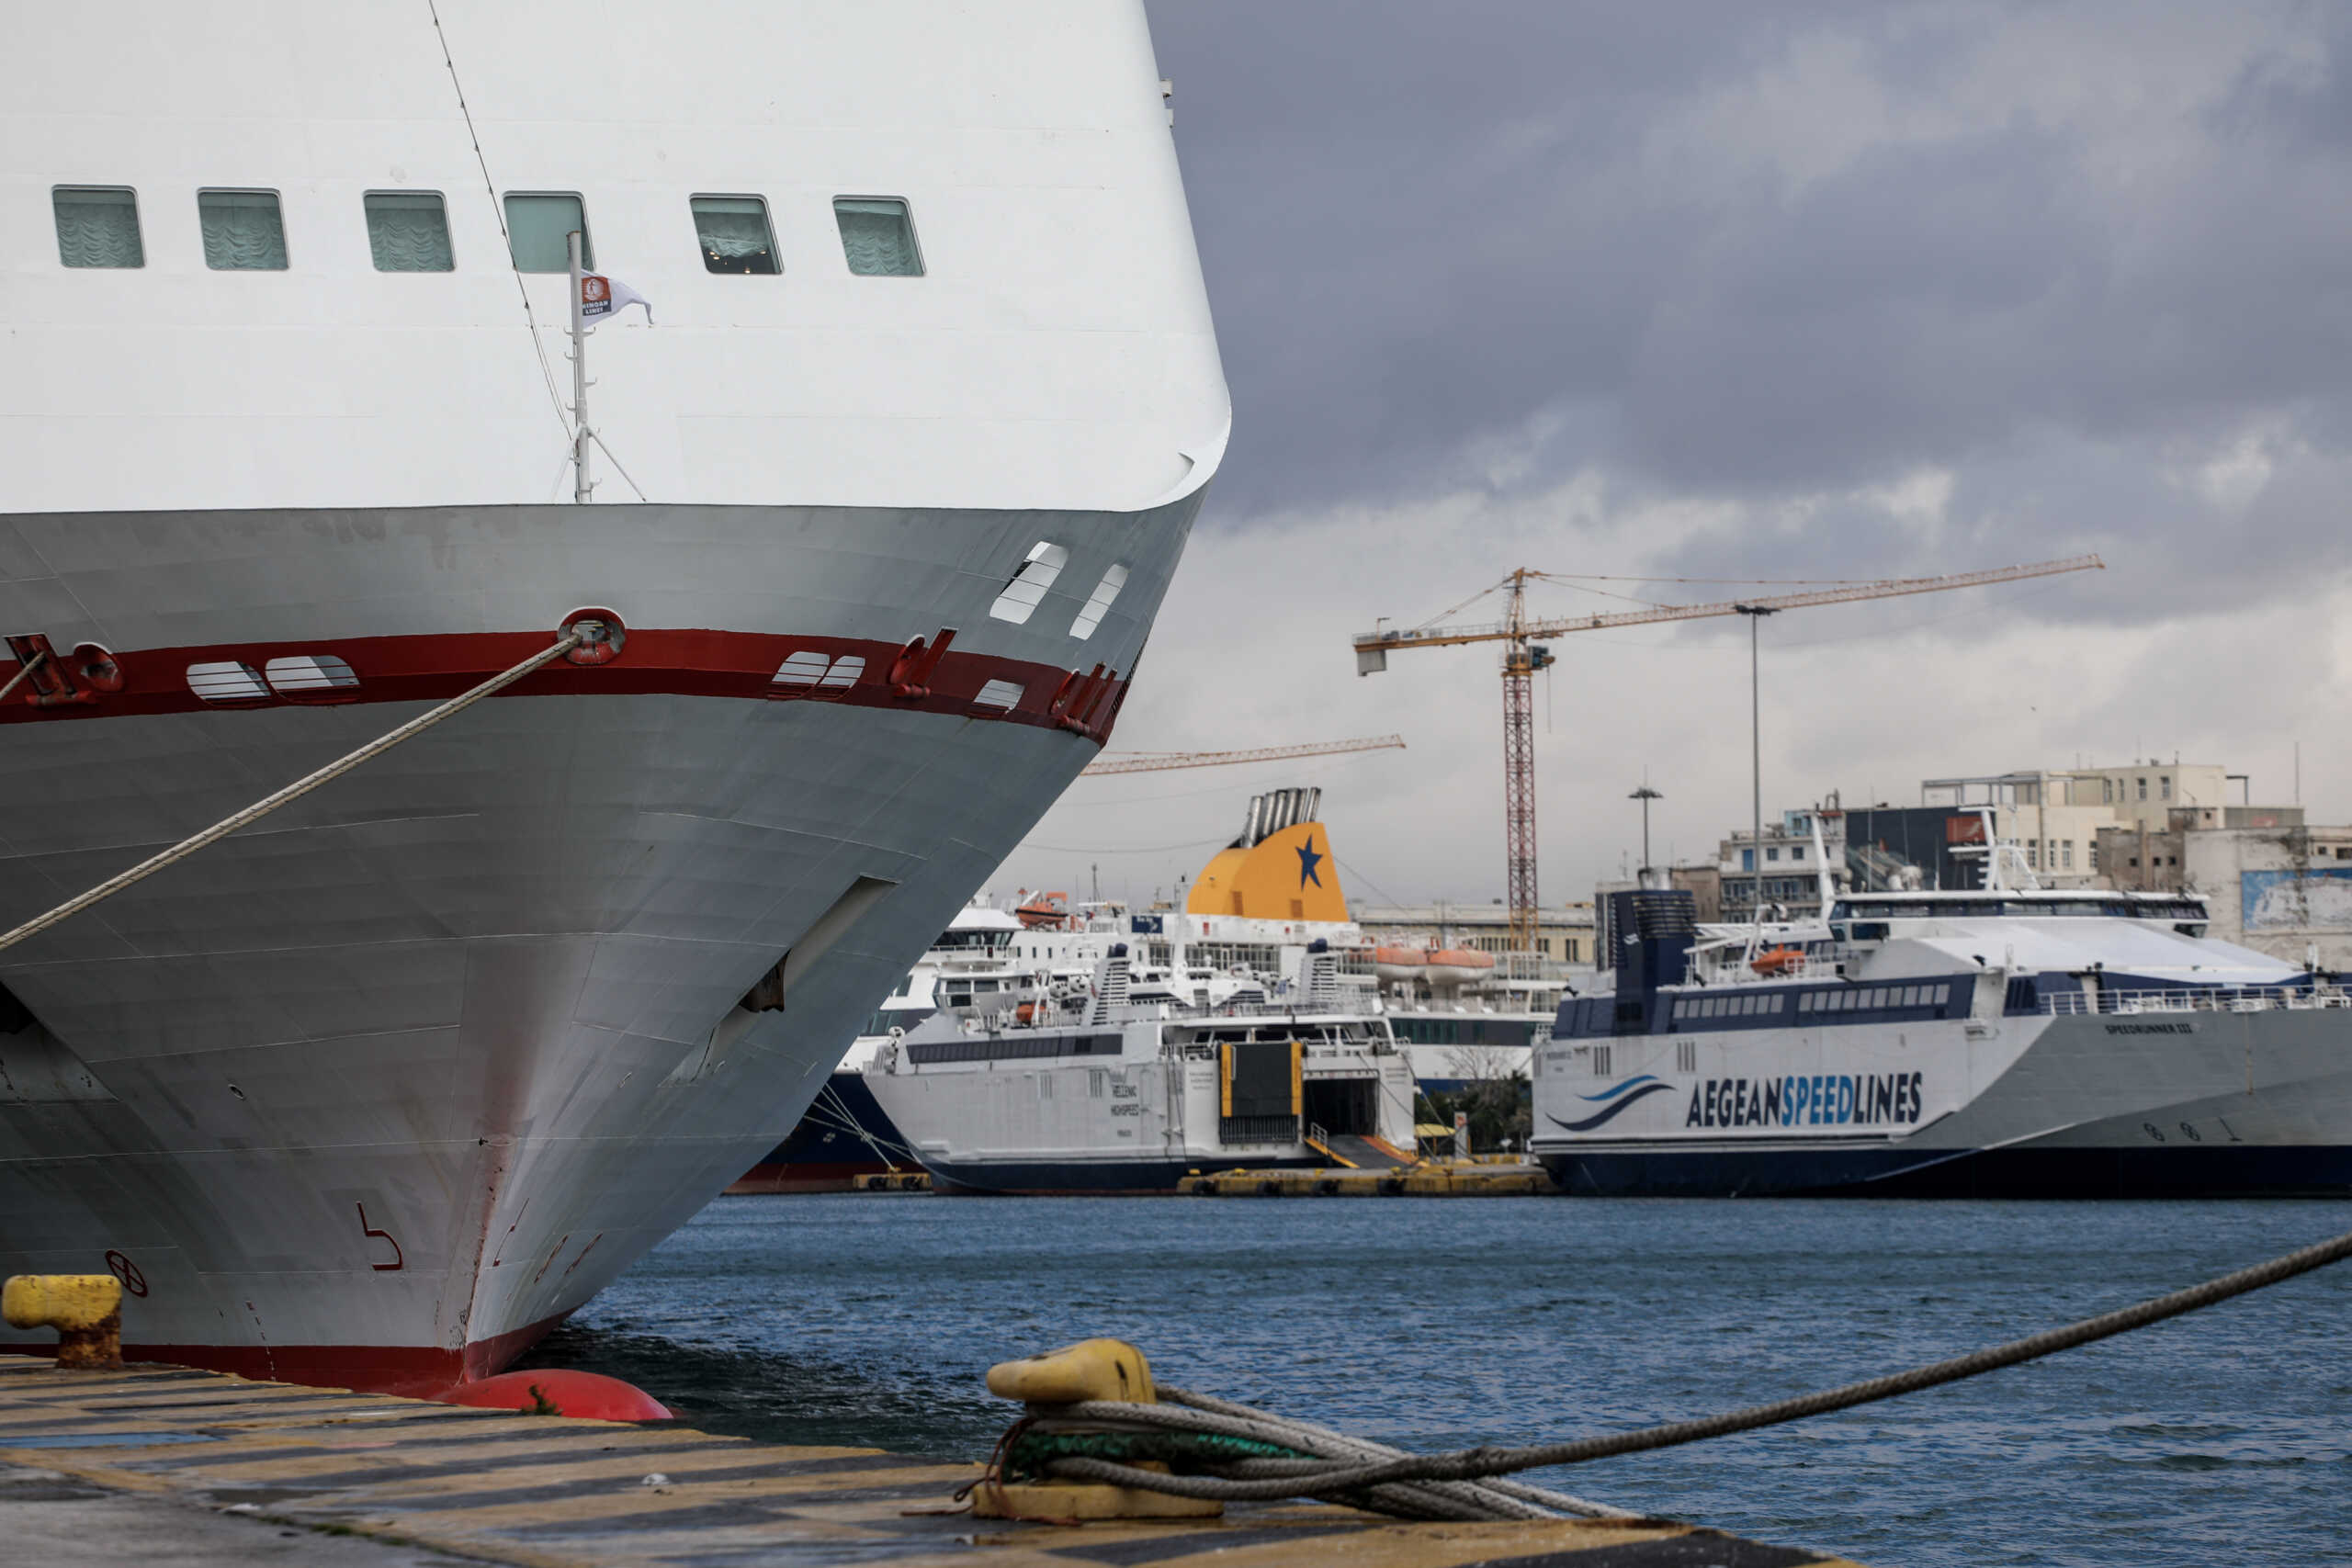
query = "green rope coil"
(1005, 1427, 1305, 1483)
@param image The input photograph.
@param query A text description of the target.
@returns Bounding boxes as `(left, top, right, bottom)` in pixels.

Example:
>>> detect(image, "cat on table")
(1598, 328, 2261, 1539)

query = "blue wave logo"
(1548, 1074, 1674, 1133)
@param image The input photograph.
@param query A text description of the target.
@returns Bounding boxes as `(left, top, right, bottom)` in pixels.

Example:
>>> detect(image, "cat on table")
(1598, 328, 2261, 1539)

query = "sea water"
(516, 1196, 2352, 1567)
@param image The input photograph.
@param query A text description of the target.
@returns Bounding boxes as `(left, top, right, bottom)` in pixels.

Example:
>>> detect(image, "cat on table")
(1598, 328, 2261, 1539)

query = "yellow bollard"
(973, 1338, 1222, 1521)
(2, 1275, 124, 1371)
(986, 1337, 1158, 1406)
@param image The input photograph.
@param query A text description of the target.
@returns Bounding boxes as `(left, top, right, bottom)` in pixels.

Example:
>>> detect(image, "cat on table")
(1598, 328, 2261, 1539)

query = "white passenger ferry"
(865, 946, 1419, 1192)
(0, 1, 1226, 1390)
(1532, 863, 2352, 1196)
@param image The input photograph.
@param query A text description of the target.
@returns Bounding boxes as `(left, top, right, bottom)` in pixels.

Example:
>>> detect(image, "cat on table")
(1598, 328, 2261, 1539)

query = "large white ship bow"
(0, 0, 1228, 1388)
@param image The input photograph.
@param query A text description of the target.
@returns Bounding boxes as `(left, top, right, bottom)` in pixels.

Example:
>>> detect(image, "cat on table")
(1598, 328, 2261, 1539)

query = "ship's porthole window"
(366, 191, 454, 272)
(691, 196, 777, 275)
(264, 654, 359, 695)
(773, 650, 832, 689)
(834, 197, 922, 276)
(187, 661, 270, 704)
(989, 541, 1069, 625)
(503, 192, 590, 273)
(198, 190, 288, 271)
(973, 678, 1025, 713)
(1069, 564, 1129, 641)
(53, 186, 143, 269)
(769, 650, 866, 698)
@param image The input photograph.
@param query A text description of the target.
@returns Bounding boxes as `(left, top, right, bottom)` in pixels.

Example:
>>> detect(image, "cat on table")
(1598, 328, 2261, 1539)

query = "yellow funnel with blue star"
(1185, 787, 1348, 922)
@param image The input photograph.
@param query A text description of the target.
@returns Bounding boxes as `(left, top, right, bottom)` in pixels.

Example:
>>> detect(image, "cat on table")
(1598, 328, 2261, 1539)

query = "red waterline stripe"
(0, 1308, 571, 1398)
(0, 626, 1128, 741)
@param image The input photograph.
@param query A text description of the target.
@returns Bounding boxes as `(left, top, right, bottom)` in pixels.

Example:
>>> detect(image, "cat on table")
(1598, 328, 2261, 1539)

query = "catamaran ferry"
(1534, 867, 2352, 1197)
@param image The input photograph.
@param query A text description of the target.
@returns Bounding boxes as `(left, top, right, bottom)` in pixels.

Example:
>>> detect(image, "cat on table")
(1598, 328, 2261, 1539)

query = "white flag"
(580, 273, 653, 327)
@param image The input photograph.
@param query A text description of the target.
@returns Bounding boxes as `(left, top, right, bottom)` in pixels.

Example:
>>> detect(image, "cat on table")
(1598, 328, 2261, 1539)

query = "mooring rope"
(1028, 1224, 2352, 1515)
(0, 628, 590, 958)
(0, 649, 50, 707)
(805, 1080, 918, 1169)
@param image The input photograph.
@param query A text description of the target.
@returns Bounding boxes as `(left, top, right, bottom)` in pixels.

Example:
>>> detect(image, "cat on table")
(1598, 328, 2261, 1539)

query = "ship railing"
(2039, 985, 2352, 1016)
(1160, 999, 1372, 1021)
(1492, 952, 1582, 983)
(1688, 952, 1847, 987)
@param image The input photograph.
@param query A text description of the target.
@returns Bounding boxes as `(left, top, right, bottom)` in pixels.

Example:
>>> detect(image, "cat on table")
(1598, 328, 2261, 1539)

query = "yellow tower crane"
(1351, 555, 2106, 949)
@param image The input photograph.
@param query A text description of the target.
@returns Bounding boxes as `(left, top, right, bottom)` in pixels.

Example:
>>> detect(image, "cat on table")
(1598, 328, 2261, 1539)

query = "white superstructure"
(0, 1, 1227, 1390)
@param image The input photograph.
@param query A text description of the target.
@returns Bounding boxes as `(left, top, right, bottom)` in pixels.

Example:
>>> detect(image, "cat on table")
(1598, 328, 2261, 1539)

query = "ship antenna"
(426, 0, 575, 454)
(569, 229, 594, 503)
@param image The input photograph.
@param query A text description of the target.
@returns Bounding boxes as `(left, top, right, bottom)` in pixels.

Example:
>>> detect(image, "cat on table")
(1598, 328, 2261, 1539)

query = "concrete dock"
(1183, 1161, 1557, 1196)
(0, 1356, 1859, 1566)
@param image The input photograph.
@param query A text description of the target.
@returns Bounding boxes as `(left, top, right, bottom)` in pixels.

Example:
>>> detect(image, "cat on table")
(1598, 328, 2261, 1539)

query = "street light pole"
(1629, 783, 1663, 875)
(1736, 605, 1777, 922)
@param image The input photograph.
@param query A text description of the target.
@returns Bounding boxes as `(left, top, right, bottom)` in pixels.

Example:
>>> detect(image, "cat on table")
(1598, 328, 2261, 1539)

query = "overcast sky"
(995, 2, 2352, 914)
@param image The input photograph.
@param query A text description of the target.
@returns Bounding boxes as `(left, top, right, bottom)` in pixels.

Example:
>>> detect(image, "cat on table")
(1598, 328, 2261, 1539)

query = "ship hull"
(0, 496, 1195, 1388)
(867, 1013, 1421, 1198)
(922, 1149, 1390, 1196)
(1536, 1006, 2352, 1199)
(1545, 1143, 2352, 1199)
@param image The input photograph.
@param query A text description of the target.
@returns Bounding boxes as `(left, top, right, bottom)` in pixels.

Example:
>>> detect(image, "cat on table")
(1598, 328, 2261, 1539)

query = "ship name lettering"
(1110, 1102, 1142, 1117)
(1686, 1071, 1923, 1129)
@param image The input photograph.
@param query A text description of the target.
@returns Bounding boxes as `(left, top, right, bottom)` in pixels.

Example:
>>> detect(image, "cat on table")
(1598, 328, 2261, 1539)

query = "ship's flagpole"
(569, 228, 592, 503)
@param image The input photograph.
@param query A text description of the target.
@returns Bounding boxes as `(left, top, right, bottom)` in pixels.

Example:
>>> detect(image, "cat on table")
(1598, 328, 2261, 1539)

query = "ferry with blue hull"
(1532, 874, 2352, 1198)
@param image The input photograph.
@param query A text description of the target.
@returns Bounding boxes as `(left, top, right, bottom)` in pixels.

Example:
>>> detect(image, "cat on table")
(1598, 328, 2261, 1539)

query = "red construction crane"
(1079, 734, 1406, 777)
(1351, 555, 2106, 950)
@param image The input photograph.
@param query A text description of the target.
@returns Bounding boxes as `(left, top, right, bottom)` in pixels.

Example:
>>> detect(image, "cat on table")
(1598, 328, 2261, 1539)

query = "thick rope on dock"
(0, 628, 590, 957)
(1010, 1386, 1632, 1522)
(1034, 1223, 2352, 1514)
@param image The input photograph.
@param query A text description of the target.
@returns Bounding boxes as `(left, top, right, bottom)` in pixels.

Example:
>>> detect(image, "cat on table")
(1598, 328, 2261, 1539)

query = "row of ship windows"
(49, 186, 922, 276)
(1667, 982, 1955, 1022)
(186, 652, 1062, 714)
(180, 537, 1122, 705)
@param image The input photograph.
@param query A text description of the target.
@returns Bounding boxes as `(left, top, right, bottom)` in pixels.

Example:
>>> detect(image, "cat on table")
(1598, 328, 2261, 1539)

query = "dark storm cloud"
(1146, 0, 2352, 593)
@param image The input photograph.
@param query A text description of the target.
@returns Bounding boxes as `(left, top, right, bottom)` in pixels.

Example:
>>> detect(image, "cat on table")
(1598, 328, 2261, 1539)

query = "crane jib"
(1351, 553, 2104, 651)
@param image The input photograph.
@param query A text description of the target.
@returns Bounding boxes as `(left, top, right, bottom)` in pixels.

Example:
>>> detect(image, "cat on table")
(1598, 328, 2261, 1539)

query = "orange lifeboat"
(1750, 945, 1804, 976)
(1426, 949, 1495, 982)
(1014, 891, 1072, 931)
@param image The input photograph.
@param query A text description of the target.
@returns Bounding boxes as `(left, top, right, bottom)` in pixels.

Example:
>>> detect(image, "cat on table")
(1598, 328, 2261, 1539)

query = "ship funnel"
(1089, 942, 1132, 1024)
(1236, 786, 1322, 849)
(1604, 889, 1696, 1013)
